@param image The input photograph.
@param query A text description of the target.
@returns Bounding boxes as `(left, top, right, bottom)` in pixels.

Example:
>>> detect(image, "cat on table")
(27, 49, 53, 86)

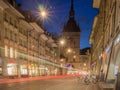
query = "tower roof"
(69, 0, 74, 19)
(63, 19, 80, 32)
(63, 0, 80, 32)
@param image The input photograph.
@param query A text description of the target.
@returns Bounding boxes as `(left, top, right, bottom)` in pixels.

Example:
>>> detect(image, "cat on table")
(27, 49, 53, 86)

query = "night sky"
(16, 0, 98, 49)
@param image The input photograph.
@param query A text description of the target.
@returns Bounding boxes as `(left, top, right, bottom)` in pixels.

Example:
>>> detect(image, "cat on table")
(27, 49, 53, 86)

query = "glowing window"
(10, 47, 13, 58)
(5, 45, 8, 57)
(15, 49, 17, 58)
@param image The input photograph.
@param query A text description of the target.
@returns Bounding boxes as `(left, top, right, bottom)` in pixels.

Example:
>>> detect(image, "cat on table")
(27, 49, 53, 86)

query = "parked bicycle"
(83, 75, 97, 85)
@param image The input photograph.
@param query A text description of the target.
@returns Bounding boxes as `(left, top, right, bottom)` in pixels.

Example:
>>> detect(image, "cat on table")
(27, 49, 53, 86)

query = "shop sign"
(114, 66, 119, 76)
(114, 34, 120, 45)
(106, 46, 110, 53)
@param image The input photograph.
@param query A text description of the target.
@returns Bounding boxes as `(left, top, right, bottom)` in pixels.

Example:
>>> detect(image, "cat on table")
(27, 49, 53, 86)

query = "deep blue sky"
(16, 0, 98, 49)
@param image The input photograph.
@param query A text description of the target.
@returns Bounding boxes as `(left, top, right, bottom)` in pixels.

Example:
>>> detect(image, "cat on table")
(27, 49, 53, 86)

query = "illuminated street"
(0, 77, 100, 90)
(0, 0, 120, 90)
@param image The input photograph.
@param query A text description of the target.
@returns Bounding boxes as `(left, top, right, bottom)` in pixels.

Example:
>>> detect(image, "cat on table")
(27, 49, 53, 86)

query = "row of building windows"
(4, 12, 18, 29)
(5, 45, 17, 58)
(4, 12, 42, 42)
(1, 8, 58, 64)
(5, 28, 17, 42)
(4, 45, 39, 61)
(3, 13, 54, 58)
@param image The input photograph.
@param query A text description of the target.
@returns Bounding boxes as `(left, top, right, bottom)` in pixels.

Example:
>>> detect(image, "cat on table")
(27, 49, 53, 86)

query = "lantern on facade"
(102, 52, 106, 59)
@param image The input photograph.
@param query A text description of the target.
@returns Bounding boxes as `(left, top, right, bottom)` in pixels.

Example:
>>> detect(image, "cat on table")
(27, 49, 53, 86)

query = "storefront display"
(7, 63, 17, 76)
(29, 64, 35, 76)
(39, 65, 46, 76)
(20, 65, 27, 75)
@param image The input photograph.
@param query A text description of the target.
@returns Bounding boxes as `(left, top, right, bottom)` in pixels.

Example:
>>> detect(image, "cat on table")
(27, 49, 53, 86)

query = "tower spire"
(69, 0, 74, 19)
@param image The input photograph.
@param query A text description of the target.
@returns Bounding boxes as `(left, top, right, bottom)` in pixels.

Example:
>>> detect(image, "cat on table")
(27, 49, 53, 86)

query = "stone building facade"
(80, 48, 91, 74)
(0, 0, 65, 78)
(90, 0, 120, 87)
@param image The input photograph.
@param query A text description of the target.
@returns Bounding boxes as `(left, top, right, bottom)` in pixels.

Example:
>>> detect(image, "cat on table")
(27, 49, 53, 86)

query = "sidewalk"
(0, 75, 77, 85)
(98, 82, 114, 90)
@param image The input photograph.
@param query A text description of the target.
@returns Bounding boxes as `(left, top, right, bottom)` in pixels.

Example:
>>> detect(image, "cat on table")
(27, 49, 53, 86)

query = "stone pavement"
(1, 76, 115, 90)
(98, 82, 114, 90)
(0, 77, 101, 90)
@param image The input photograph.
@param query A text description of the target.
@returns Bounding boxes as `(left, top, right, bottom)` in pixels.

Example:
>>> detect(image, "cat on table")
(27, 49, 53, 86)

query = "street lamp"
(67, 48, 72, 53)
(60, 39, 65, 46)
(73, 55, 76, 59)
(58, 38, 66, 75)
(84, 63, 86, 66)
(40, 10, 47, 18)
(39, 7, 48, 20)
(59, 39, 66, 59)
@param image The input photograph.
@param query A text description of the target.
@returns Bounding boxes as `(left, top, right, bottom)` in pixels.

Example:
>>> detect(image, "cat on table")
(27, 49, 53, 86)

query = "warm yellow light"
(84, 63, 86, 66)
(15, 49, 17, 58)
(60, 39, 65, 45)
(32, 45, 34, 48)
(5, 45, 8, 57)
(40, 10, 47, 18)
(60, 59, 64, 62)
(73, 55, 76, 58)
(10, 47, 13, 58)
(67, 48, 71, 53)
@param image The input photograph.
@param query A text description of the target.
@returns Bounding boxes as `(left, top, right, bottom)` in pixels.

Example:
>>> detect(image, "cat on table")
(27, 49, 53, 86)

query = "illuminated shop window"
(10, 47, 13, 58)
(20, 65, 27, 75)
(7, 64, 17, 75)
(5, 45, 8, 57)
